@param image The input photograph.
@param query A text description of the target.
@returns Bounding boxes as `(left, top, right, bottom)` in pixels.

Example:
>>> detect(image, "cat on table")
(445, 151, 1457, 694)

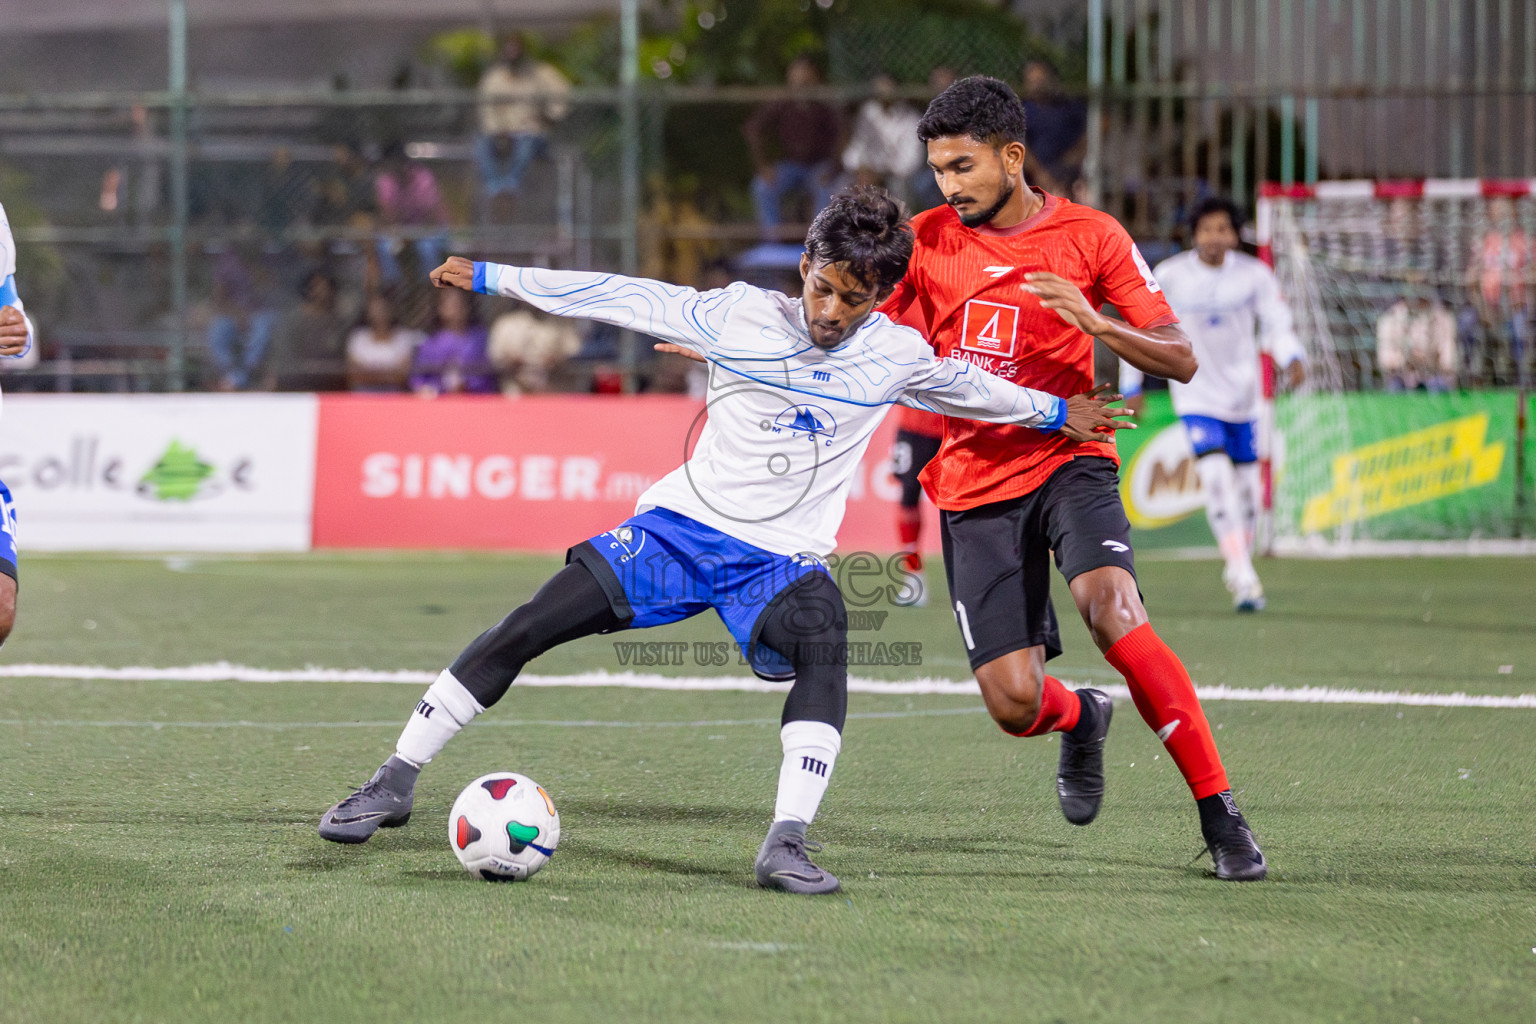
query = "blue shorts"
(1181, 416, 1259, 465)
(0, 479, 16, 581)
(566, 507, 827, 681)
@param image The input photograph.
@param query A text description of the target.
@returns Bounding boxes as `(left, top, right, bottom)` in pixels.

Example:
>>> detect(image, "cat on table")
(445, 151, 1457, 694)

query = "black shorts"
(890, 429, 942, 507)
(939, 456, 1137, 670)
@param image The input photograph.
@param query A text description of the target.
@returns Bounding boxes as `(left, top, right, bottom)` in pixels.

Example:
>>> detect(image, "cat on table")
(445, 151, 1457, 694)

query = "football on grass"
(449, 772, 561, 881)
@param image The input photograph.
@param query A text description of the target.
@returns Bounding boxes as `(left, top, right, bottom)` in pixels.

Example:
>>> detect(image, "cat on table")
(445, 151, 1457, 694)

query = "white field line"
(0, 663, 1532, 710)
(0, 707, 992, 730)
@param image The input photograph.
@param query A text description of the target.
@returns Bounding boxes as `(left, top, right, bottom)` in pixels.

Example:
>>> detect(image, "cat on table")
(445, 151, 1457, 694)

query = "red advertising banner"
(313, 394, 940, 553)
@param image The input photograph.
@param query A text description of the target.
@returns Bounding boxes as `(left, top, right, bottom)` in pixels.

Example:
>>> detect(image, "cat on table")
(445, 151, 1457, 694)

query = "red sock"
(1103, 623, 1229, 798)
(897, 507, 922, 572)
(1015, 676, 1081, 737)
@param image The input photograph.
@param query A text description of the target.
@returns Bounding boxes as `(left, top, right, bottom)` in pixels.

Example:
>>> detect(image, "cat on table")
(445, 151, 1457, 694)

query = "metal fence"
(0, 0, 1531, 393)
(1085, 0, 1536, 239)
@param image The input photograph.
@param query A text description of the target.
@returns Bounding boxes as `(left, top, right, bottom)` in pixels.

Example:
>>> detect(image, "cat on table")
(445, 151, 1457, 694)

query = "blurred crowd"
(23, 33, 1529, 396)
(173, 45, 1090, 398)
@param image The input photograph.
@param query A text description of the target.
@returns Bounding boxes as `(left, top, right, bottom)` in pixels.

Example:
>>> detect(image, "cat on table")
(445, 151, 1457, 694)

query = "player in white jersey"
(318, 188, 1131, 892)
(0, 202, 37, 643)
(1121, 198, 1304, 610)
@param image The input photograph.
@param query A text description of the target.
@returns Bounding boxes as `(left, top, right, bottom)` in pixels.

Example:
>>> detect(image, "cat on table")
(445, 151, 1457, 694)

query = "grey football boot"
(754, 820, 841, 895)
(318, 755, 418, 844)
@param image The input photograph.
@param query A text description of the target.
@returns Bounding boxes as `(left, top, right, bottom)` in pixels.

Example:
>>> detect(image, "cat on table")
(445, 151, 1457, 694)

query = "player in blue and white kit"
(318, 188, 1131, 892)
(1122, 198, 1304, 611)
(0, 202, 36, 642)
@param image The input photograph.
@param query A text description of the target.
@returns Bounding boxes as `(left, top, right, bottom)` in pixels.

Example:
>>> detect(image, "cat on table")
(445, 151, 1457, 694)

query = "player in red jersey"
(888, 404, 944, 606)
(882, 77, 1265, 880)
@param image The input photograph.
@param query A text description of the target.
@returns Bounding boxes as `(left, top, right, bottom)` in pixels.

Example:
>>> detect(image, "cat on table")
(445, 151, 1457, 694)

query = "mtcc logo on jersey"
(772, 404, 838, 445)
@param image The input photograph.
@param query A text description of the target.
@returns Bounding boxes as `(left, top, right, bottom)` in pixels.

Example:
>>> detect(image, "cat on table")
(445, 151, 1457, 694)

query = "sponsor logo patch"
(959, 300, 1020, 359)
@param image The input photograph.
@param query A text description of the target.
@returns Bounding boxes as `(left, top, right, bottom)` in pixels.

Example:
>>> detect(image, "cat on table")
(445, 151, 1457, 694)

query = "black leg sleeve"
(450, 562, 625, 709)
(753, 572, 849, 732)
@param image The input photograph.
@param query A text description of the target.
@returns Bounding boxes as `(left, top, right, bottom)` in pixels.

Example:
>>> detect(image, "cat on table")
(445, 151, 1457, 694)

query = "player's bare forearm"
(1286, 359, 1306, 389)
(1059, 384, 1137, 442)
(0, 307, 30, 356)
(1094, 321, 1197, 384)
(430, 257, 476, 290)
(1021, 272, 1196, 383)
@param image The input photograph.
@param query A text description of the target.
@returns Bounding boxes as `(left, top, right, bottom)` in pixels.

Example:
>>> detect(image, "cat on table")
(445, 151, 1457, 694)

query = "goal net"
(1255, 179, 1535, 553)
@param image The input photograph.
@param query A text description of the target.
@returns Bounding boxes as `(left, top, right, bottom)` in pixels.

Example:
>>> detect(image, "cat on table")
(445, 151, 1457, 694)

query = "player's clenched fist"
(0, 306, 29, 357)
(430, 256, 477, 291)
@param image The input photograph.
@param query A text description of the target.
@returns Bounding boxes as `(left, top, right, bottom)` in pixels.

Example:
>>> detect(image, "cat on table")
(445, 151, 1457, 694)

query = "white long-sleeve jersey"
(0, 202, 37, 422)
(474, 262, 1068, 556)
(1120, 249, 1303, 423)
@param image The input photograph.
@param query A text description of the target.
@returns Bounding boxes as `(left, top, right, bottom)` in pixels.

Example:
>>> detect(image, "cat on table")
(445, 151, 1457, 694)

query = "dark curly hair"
(1188, 196, 1246, 236)
(916, 75, 1028, 148)
(803, 185, 913, 292)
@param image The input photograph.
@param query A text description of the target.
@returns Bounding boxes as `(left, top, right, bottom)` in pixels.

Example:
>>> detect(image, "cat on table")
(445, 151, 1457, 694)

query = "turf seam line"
(0, 664, 1532, 708)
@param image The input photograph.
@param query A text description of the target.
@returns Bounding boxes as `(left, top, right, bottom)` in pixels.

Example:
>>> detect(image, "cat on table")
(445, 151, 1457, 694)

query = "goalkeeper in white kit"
(1121, 198, 1305, 611)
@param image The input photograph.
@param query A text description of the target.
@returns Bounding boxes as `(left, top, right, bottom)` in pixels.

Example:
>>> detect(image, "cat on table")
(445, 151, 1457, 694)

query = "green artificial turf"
(2, 554, 1533, 1023)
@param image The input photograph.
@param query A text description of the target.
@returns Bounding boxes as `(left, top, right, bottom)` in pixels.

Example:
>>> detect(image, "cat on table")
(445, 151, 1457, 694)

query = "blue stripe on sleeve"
(0, 275, 17, 307)
(1042, 395, 1068, 431)
(472, 262, 488, 294)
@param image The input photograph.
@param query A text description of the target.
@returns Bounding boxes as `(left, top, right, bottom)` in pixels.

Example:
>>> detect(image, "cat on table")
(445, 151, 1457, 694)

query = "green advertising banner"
(1114, 391, 1535, 548)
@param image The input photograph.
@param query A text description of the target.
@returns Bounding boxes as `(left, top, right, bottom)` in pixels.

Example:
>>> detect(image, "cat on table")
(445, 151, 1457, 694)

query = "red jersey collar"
(969, 188, 1058, 238)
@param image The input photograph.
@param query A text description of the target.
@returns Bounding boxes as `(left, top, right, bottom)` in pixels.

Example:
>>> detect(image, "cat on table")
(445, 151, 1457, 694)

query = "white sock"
(1198, 453, 1257, 587)
(1233, 461, 1262, 552)
(773, 720, 842, 825)
(394, 669, 485, 767)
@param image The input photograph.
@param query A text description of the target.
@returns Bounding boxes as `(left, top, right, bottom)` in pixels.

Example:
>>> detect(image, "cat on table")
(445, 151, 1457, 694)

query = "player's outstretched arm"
(901, 349, 1134, 441)
(1022, 271, 1196, 383)
(1254, 264, 1307, 389)
(0, 306, 30, 358)
(431, 256, 733, 357)
(0, 209, 34, 358)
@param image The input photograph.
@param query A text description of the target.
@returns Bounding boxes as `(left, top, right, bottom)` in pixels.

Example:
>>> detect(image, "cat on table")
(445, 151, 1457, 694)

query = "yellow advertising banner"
(1301, 414, 1505, 533)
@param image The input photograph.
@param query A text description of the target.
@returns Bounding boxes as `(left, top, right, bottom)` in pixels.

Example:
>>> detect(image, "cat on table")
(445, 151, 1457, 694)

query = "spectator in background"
(315, 143, 378, 233)
(411, 286, 496, 396)
(1021, 59, 1087, 197)
(1377, 292, 1457, 392)
(375, 143, 449, 288)
(842, 73, 923, 207)
(265, 268, 352, 392)
(910, 66, 958, 211)
(255, 146, 316, 239)
(487, 302, 581, 396)
(743, 55, 843, 237)
(1468, 196, 1531, 384)
(475, 32, 572, 214)
(99, 104, 163, 226)
(205, 247, 278, 392)
(347, 292, 423, 392)
(639, 174, 717, 291)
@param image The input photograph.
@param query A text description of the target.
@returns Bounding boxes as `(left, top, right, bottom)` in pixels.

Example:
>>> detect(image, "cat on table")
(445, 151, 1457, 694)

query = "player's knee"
(975, 659, 1045, 734)
(1086, 587, 1146, 652)
(0, 579, 15, 646)
(768, 574, 849, 731)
